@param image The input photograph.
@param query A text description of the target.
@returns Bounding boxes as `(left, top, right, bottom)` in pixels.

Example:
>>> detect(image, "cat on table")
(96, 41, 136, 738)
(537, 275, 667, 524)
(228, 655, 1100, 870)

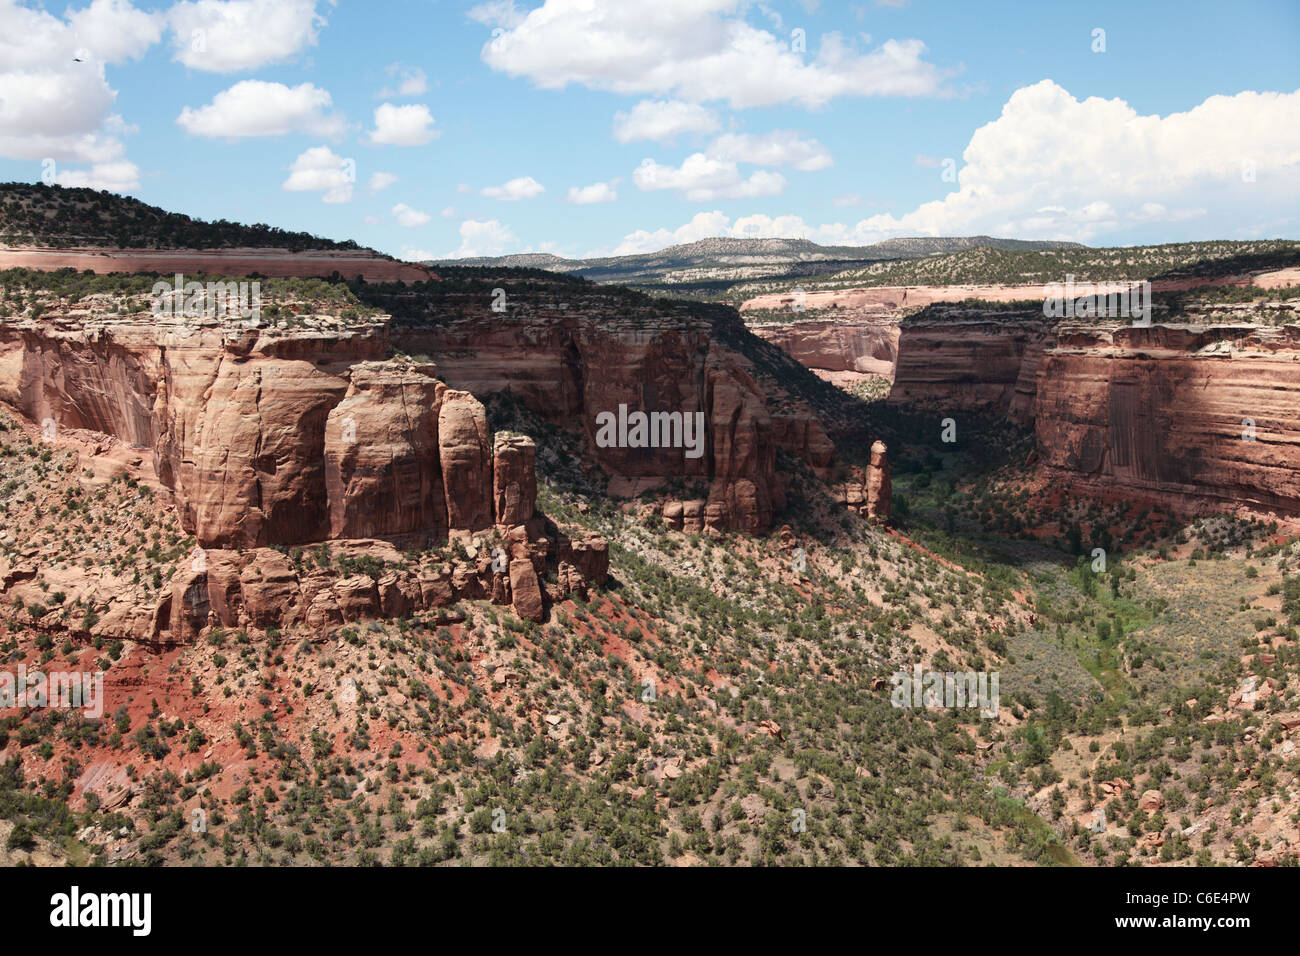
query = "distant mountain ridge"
(430, 235, 1083, 272)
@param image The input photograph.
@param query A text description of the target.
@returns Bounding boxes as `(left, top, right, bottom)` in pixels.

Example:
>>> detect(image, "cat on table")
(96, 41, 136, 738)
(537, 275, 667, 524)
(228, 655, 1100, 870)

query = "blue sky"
(1, 0, 1297, 259)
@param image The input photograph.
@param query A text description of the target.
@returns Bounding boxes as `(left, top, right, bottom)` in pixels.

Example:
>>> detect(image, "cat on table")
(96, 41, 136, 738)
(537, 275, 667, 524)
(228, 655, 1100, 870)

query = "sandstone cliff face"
(437, 389, 494, 532)
(0, 306, 609, 637)
(885, 310, 1300, 516)
(392, 296, 834, 534)
(887, 311, 1052, 423)
(324, 362, 446, 539)
(493, 433, 537, 527)
(1034, 324, 1300, 515)
(749, 318, 899, 384)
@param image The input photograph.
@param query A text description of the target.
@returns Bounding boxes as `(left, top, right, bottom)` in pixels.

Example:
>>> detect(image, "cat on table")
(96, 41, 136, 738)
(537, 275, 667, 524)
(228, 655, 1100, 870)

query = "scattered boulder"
(1138, 789, 1164, 812)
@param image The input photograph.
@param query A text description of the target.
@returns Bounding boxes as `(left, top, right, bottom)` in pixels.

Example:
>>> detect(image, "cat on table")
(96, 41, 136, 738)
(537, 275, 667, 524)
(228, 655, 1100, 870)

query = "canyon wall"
(748, 318, 899, 385)
(885, 309, 1300, 516)
(389, 295, 834, 534)
(887, 311, 1052, 424)
(1035, 324, 1300, 515)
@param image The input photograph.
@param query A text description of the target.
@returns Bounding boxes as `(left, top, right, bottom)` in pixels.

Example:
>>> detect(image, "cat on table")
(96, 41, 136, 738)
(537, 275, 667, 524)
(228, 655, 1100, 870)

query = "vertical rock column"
(437, 385, 494, 533)
(865, 440, 891, 523)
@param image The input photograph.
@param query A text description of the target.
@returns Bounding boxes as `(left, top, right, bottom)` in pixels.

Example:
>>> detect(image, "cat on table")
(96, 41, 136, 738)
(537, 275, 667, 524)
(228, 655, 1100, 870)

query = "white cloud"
(176, 81, 344, 138)
(52, 160, 141, 191)
(167, 0, 325, 73)
(440, 206, 457, 218)
(612, 99, 719, 144)
(0, 0, 155, 169)
(378, 63, 428, 98)
(446, 218, 519, 258)
(611, 81, 1300, 251)
(399, 247, 439, 262)
(833, 193, 861, 207)
(367, 103, 439, 146)
(706, 130, 832, 170)
(481, 175, 545, 200)
(475, 0, 947, 109)
(566, 180, 618, 204)
(467, 0, 527, 29)
(68, 0, 162, 63)
(392, 202, 431, 226)
(633, 154, 785, 201)
(282, 146, 354, 203)
(367, 171, 397, 191)
(844, 80, 1300, 242)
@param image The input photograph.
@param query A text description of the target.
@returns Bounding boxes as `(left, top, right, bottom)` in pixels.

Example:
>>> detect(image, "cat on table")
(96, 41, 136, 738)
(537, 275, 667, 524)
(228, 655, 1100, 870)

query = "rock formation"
(1034, 324, 1300, 515)
(832, 439, 891, 523)
(324, 362, 445, 540)
(865, 440, 891, 522)
(0, 304, 609, 637)
(887, 310, 1300, 516)
(749, 318, 898, 385)
(888, 309, 1052, 424)
(391, 294, 835, 534)
(492, 433, 537, 527)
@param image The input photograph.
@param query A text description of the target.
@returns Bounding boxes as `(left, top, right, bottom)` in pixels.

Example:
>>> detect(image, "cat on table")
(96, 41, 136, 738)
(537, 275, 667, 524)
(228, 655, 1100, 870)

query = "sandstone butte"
(0, 307, 612, 642)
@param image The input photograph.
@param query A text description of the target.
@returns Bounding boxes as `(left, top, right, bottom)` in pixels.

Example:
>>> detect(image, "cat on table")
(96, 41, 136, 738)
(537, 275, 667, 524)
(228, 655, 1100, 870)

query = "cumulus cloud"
(612, 99, 719, 144)
(367, 103, 439, 146)
(467, 0, 527, 29)
(176, 81, 345, 138)
(281, 146, 354, 203)
(633, 154, 785, 201)
(167, 0, 325, 73)
(378, 63, 428, 98)
(50, 159, 141, 191)
(68, 0, 163, 63)
(566, 180, 618, 204)
(706, 130, 832, 170)
(446, 218, 519, 258)
(608, 81, 1300, 253)
(392, 202, 431, 226)
(846, 80, 1300, 242)
(367, 171, 397, 191)
(481, 175, 545, 200)
(474, 0, 947, 109)
(0, 0, 155, 171)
